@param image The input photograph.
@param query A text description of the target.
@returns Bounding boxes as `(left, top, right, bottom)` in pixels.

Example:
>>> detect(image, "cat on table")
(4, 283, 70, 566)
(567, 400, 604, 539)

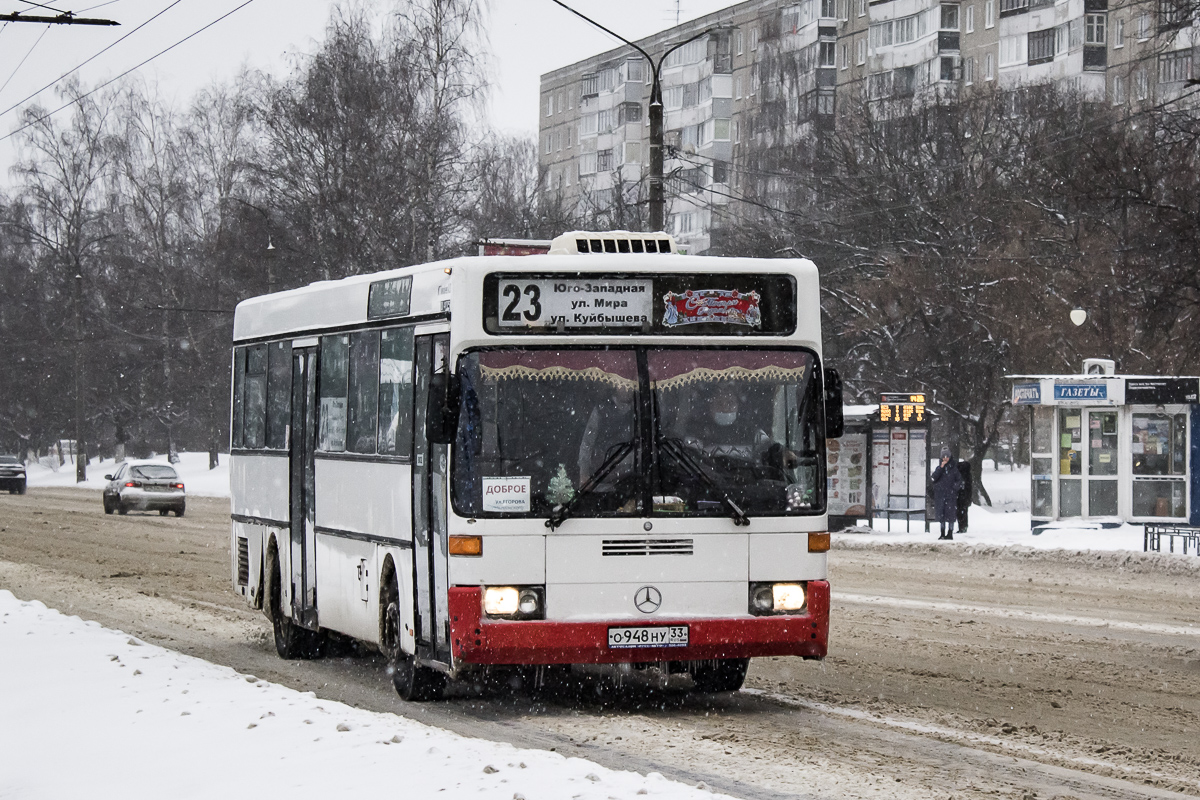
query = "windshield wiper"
(546, 439, 636, 531)
(657, 437, 750, 526)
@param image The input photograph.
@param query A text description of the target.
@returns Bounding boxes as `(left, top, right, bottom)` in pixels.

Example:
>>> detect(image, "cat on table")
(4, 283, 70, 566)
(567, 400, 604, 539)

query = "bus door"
(289, 346, 319, 630)
(412, 333, 452, 663)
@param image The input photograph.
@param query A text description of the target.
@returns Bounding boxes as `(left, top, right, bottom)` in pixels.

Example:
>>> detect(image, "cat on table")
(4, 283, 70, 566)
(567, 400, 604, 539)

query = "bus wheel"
(381, 581, 443, 702)
(690, 658, 750, 693)
(267, 552, 322, 660)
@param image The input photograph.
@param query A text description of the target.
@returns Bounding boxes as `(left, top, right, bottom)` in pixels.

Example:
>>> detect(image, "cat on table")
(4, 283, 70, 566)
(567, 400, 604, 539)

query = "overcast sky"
(0, 0, 735, 177)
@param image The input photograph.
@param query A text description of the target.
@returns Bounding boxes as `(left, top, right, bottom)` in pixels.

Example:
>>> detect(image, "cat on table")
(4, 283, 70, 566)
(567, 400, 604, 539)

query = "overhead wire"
(0, 23, 50, 97)
(0, 0, 259, 144)
(0, 0, 184, 122)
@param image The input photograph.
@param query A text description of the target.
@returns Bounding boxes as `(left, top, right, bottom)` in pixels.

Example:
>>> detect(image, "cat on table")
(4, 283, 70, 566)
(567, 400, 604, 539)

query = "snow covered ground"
(25, 452, 231, 498)
(0, 590, 728, 800)
(834, 460, 1159, 552)
(26, 454, 1166, 553)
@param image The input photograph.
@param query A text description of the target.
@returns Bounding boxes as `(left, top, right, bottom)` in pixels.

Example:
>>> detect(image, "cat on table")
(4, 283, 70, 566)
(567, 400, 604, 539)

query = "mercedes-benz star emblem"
(634, 586, 662, 614)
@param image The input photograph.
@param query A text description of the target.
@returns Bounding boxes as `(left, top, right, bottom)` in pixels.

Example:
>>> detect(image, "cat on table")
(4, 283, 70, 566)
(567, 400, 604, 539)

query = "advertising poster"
(908, 429, 928, 506)
(889, 430, 910, 496)
(872, 429, 890, 511)
(827, 432, 868, 516)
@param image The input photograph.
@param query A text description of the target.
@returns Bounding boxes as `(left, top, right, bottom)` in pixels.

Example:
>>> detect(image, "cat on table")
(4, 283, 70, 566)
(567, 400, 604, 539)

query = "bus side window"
(266, 341, 291, 450)
(348, 331, 380, 454)
(319, 335, 350, 452)
(231, 347, 246, 449)
(244, 344, 268, 449)
(378, 328, 415, 458)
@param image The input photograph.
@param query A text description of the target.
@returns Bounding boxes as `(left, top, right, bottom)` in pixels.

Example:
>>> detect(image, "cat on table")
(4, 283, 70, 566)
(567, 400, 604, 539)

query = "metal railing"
(1144, 524, 1200, 555)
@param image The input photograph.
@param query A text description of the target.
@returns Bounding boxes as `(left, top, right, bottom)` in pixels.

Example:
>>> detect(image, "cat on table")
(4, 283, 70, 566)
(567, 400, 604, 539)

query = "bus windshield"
(452, 347, 825, 520)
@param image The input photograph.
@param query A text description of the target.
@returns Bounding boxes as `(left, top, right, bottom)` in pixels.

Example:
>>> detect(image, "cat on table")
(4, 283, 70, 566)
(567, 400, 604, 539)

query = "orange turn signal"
(448, 535, 482, 556)
(808, 532, 831, 553)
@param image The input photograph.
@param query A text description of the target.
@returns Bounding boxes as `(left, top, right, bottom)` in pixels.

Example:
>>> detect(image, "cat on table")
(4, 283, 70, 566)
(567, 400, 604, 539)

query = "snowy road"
(2, 488, 1199, 798)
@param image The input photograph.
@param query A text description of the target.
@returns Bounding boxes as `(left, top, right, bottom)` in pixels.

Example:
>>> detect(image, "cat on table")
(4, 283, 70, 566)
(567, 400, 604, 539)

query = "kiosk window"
(347, 331, 380, 454)
(1131, 411, 1187, 518)
(243, 345, 267, 449)
(1032, 406, 1053, 454)
(1058, 410, 1081, 476)
(378, 328, 415, 457)
(318, 335, 349, 452)
(1088, 411, 1118, 476)
(266, 341, 291, 450)
(1131, 412, 1186, 476)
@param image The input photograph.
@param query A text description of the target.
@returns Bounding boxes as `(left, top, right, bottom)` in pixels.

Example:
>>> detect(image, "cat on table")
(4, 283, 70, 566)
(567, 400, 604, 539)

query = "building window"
(1114, 17, 1125, 47)
(1000, 35, 1026, 65)
(1159, 0, 1190, 29)
(624, 141, 641, 164)
(985, 0, 995, 27)
(597, 148, 613, 172)
(735, 76, 742, 98)
(735, 30, 744, 55)
(713, 118, 731, 140)
(841, 44, 849, 69)
(581, 113, 598, 135)
(858, 0, 866, 16)
(986, 52, 995, 79)
(749, 27, 758, 51)
(1085, 13, 1106, 45)
(1135, 67, 1148, 98)
(966, 5, 975, 31)
(1137, 12, 1150, 38)
(579, 152, 597, 175)
(838, 0, 850, 21)
(940, 56, 959, 80)
(544, 94, 553, 117)
(1112, 74, 1126, 103)
(817, 92, 835, 115)
(819, 41, 836, 66)
(626, 59, 643, 83)
(856, 37, 867, 64)
(964, 56, 975, 83)
(941, 4, 960, 30)
(618, 102, 641, 125)
(1028, 28, 1055, 64)
(1159, 50, 1192, 83)
(821, 0, 837, 17)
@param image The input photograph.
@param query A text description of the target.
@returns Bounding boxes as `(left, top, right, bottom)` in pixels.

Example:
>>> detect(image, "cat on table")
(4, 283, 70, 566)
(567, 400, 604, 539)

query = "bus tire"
(690, 658, 750, 693)
(381, 579, 443, 702)
(266, 549, 322, 660)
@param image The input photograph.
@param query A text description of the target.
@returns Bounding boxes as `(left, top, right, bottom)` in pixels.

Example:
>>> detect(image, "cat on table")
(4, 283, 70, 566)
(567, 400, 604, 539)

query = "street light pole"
(548, 0, 727, 232)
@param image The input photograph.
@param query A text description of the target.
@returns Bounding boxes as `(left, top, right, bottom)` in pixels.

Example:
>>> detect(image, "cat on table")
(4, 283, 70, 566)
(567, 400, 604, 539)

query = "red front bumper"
(448, 581, 829, 665)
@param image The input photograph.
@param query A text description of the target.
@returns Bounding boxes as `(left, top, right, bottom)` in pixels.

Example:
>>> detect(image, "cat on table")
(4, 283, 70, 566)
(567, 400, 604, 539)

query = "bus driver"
(680, 385, 800, 474)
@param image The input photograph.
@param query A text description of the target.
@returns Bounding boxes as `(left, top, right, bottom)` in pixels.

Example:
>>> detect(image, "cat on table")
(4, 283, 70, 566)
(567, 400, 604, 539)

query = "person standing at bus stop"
(956, 457, 973, 533)
(931, 446, 963, 540)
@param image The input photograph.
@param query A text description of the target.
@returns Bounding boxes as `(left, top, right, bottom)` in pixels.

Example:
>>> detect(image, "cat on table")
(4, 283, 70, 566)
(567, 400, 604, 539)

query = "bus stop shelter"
(830, 394, 931, 531)
(1010, 363, 1200, 527)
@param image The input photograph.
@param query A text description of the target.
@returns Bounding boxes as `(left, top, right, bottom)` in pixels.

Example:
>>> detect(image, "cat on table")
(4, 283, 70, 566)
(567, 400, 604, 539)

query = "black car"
(102, 461, 186, 516)
(0, 455, 26, 494)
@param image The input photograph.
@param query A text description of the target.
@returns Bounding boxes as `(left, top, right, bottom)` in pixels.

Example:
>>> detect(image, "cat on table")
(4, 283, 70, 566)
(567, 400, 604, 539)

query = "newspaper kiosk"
(1011, 360, 1200, 527)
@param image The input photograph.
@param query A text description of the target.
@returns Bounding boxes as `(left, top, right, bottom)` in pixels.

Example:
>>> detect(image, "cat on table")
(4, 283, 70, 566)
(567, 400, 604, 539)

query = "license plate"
(607, 625, 689, 649)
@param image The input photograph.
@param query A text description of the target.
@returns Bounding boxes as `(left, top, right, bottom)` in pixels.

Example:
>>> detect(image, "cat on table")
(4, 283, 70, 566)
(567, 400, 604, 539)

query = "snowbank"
(0, 590, 727, 800)
(25, 452, 230, 497)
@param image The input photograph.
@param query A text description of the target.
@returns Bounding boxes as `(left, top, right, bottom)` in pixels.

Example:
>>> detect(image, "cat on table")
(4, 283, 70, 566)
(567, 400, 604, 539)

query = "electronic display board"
(482, 273, 796, 336)
(876, 393, 928, 425)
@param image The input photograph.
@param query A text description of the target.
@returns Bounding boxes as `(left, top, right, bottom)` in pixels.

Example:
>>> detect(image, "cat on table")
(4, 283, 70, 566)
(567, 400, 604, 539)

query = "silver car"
(102, 461, 186, 516)
(0, 455, 26, 494)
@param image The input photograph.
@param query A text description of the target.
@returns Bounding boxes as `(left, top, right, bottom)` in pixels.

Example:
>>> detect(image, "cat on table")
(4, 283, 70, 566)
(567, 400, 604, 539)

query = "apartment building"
(539, 0, 1194, 253)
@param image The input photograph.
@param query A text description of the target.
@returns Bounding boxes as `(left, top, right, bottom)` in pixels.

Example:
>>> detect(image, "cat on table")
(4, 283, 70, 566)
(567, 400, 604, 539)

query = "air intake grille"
(602, 538, 693, 557)
(237, 537, 250, 586)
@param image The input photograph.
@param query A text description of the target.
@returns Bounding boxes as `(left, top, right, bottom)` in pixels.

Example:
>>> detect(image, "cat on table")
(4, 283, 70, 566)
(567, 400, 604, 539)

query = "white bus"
(230, 231, 841, 700)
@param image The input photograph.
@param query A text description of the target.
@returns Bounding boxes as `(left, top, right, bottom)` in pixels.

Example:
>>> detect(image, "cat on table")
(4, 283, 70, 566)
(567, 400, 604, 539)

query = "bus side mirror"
(425, 372, 460, 445)
(823, 367, 844, 439)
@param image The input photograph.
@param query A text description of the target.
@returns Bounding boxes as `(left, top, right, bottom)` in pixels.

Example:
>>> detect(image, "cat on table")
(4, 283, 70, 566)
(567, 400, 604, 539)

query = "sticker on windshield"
(662, 289, 761, 328)
(482, 476, 531, 512)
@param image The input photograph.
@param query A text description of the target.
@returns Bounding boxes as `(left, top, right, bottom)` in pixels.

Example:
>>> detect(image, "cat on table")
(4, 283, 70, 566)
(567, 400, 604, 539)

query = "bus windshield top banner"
(483, 273, 796, 336)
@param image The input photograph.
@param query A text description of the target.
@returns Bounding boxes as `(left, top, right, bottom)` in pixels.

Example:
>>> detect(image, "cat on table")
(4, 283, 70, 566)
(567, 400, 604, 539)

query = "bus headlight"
(484, 587, 518, 616)
(749, 582, 807, 615)
(483, 586, 544, 619)
(772, 583, 806, 611)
